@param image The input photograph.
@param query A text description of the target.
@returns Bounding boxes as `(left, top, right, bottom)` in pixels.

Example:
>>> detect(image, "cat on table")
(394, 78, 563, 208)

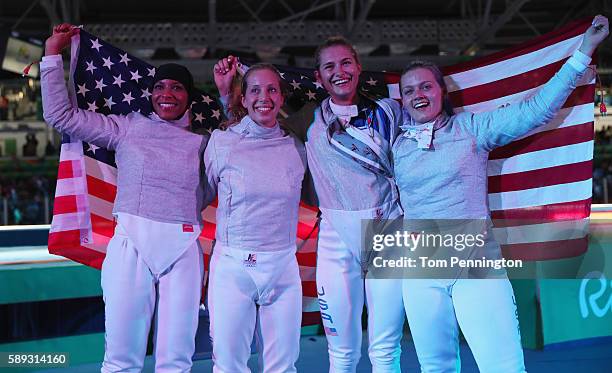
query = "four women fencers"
(42, 15, 609, 373)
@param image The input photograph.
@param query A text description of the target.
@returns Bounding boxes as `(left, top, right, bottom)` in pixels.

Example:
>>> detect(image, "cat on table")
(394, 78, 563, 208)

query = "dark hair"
(314, 36, 360, 69)
(223, 63, 288, 128)
(400, 60, 454, 116)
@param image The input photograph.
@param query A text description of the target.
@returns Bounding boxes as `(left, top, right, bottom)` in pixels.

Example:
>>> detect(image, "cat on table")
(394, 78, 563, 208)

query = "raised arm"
(465, 15, 609, 152)
(41, 23, 130, 150)
(212, 55, 239, 120)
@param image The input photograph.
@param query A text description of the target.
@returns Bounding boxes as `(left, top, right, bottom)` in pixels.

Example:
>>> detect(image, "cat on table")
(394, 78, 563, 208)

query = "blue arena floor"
(35, 335, 612, 372)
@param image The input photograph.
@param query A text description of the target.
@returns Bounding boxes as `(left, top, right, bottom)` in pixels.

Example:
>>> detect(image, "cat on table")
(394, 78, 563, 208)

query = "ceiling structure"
(1, 0, 611, 80)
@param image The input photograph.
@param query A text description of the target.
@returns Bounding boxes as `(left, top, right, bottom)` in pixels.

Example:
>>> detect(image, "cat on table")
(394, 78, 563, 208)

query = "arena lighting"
(176, 47, 207, 59)
(353, 43, 377, 55)
(389, 43, 419, 55)
(130, 48, 155, 59)
(255, 45, 281, 61)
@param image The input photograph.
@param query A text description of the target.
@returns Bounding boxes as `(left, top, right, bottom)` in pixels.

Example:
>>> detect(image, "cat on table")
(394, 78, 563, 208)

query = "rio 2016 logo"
(579, 271, 612, 318)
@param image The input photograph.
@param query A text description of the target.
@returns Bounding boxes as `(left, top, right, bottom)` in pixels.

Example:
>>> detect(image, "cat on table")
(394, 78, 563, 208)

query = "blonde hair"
(314, 36, 360, 69)
(221, 63, 288, 129)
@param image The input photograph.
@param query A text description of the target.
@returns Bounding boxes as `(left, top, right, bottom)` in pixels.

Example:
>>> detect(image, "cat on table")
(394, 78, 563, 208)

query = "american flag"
(443, 18, 595, 261)
(49, 19, 595, 323)
(242, 18, 594, 261)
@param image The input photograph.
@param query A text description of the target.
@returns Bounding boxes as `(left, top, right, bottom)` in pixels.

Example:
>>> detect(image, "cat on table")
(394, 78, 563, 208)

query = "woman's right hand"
(578, 15, 609, 56)
(213, 55, 238, 97)
(45, 23, 79, 56)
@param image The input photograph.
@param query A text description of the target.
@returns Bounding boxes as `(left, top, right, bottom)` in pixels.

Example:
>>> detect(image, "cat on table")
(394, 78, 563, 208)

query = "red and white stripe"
(461, 22, 593, 260)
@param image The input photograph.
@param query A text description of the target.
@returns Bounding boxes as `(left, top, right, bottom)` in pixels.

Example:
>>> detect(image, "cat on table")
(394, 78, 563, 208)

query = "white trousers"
(100, 225, 204, 373)
(208, 246, 302, 373)
(316, 219, 405, 373)
(403, 279, 526, 373)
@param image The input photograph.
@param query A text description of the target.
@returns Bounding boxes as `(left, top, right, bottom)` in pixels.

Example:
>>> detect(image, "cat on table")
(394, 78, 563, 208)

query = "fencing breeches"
(208, 246, 302, 373)
(403, 278, 526, 373)
(316, 218, 404, 373)
(100, 224, 204, 373)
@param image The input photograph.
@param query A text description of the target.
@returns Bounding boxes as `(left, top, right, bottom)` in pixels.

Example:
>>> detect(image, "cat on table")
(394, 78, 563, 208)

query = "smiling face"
(151, 79, 190, 120)
(400, 67, 445, 124)
(315, 44, 362, 105)
(241, 68, 284, 128)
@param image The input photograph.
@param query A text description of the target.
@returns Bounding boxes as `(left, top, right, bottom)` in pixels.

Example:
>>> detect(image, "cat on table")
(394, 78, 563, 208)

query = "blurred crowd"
(595, 125, 612, 144)
(0, 174, 54, 225)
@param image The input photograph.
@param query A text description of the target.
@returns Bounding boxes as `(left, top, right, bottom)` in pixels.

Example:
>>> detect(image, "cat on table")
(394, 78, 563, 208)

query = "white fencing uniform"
(316, 213, 405, 373)
(305, 96, 405, 373)
(204, 115, 307, 373)
(41, 55, 211, 372)
(208, 246, 302, 373)
(393, 51, 591, 372)
(101, 217, 204, 373)
(403, 279, 523, 373)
